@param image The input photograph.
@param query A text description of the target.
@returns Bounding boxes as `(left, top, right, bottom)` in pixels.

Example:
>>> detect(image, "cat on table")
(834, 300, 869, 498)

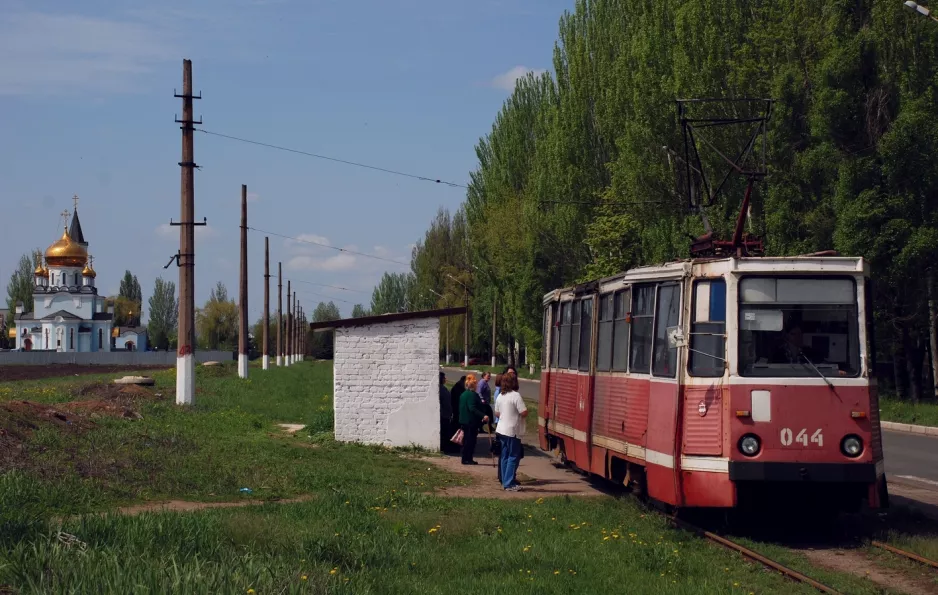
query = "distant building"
(12, 198, 113, 352)
(113, 326, 148, 351)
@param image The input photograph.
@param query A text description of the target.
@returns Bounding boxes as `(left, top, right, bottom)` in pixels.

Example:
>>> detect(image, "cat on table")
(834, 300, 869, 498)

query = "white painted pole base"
(262, 355, 270, 370)
(176, 354, 194, 405)
(446, 353, 451, 364)
(285, 356, 291, 367)
(491, 356, 496, 367)
(276, 355, 282, 366)
(238, 354, 249, 378)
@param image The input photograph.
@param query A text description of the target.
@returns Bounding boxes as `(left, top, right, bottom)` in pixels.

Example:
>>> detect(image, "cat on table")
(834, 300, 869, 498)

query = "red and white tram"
(538, 256, 887, 511)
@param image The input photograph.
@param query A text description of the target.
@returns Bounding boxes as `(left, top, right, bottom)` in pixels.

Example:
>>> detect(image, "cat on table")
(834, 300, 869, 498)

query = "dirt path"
(802, 547, 937, 595)
(426, 437, 608, 500)
(70, 495, 317, 518)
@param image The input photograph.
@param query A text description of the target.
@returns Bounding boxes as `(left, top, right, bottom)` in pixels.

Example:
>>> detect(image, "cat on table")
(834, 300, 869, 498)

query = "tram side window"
(550, 303, 560, 368)
(689, 279, 726, 377)
(629, 285, 656, 374)
(612, 289, 630, 371)
(652, 284, 681, 377)
(558, 301, 572, 368)
(578, 298, 592, 371)
(570, 300, 581, 369)
(597, 294, 614, 371)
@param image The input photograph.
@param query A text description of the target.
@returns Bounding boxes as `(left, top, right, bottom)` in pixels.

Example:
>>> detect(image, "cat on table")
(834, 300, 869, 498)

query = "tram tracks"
(669, 517, 844, 594)
(870, 540, 938, 570)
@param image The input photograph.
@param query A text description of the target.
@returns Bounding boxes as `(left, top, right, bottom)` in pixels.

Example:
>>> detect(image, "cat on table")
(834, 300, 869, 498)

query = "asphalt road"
(443, 367, 938, 488)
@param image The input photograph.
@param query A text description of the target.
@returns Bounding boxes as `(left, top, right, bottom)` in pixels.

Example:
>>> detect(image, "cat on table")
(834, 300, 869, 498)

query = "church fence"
(0, 350, 232, 366)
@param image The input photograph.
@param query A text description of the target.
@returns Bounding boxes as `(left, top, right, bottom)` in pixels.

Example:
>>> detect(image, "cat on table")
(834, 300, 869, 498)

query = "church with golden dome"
(12, 200, 114, 352)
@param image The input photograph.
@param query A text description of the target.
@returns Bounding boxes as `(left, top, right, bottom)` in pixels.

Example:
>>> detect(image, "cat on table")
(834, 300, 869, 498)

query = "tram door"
(571, 295, 596, 466)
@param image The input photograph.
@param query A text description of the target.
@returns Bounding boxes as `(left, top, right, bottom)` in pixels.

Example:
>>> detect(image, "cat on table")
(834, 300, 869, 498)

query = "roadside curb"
(881, 420, 938, 437)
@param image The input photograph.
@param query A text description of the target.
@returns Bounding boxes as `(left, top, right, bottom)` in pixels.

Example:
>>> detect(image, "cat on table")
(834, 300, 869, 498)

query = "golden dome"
(82, 263, 96, 278)
(34, 264, 44, 275)
(45, 228, 88, 267)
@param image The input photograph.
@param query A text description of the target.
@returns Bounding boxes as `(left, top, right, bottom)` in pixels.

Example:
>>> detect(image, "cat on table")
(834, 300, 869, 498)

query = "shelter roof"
(308, 306, 467, 333)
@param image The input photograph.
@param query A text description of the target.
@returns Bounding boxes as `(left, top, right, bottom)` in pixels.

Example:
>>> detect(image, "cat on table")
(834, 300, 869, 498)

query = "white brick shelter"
(309, 307, 466, 450)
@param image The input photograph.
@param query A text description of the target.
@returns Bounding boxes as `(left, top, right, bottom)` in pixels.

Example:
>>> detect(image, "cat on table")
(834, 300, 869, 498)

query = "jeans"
(498, 434, 522, 488)
(460, 424, 479, 463)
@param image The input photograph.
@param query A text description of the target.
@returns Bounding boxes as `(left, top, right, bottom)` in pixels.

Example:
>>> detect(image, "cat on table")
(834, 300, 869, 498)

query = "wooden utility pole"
(174, 58, 201, 406)
(263, 236, 270, 370)
(298, 305, 304, 362)
(286, 281, 292, 366)
(238, 184, 249, 379)
(293, 297, 299, 363)
(277, 262, 283, 366)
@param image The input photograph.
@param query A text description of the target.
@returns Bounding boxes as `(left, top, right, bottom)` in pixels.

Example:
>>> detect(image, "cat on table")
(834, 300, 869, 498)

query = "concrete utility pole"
(277, 262, 283, 366)
(299, 305, 304, 362)
(292, 296, 299, 363)
(286, 281, 292, 366)
(491, 297, 497, 368)
(174, 58, 201, 406)
(263, 236, 270, 370)
(238, 184, 249, 379)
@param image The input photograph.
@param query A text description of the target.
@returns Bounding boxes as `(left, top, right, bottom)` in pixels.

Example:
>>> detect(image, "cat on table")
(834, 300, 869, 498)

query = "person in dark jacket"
(449, 375, 466, 450)
(458, 374, 488, 465)
(439, 371, 455, 453)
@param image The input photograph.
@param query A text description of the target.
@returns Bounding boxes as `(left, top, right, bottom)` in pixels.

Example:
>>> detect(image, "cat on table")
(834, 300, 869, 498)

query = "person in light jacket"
(494, 371, 527, 491)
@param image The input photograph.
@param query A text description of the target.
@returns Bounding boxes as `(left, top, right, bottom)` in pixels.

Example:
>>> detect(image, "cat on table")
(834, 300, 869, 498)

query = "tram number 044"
(780, 428, 823, 447)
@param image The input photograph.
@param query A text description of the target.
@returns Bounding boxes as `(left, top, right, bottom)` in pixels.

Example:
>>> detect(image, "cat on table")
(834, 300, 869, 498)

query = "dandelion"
(428, 527, 438, 534)
(330, 568, 339, 575)
(301, 575, 308, 580)
(603, 536, 610, 541)
(247, 590, 255, 594)
(553, 570, 560, 575)
(733, 583, 739, 587)
(345, 501, 350, 505)
(536, 498, 544, 504)
(551, 517, 556, 521)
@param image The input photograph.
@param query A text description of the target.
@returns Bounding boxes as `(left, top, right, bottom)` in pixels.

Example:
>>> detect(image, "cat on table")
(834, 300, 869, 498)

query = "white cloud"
(0, 12, 175, 95)
(287, 253, 357, 272)
(490, 65, 547, 91)
(154, 223, 218, 239)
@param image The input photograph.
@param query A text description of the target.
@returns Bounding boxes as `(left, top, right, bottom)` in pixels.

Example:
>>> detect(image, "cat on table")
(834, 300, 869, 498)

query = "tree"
(147, 277, 178, 351)
(5, 249, 42, 315)
(310, 301, 342, 359)
(196, 281, 238, 350)
(370, 272, 415, 314)
(252, 315, 277, 355)
(118, 270, 143, 325)
(351, 304, 370, 318)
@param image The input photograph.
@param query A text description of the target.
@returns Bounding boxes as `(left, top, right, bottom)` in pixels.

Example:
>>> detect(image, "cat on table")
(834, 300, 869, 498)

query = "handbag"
(450, 428, 465, 446)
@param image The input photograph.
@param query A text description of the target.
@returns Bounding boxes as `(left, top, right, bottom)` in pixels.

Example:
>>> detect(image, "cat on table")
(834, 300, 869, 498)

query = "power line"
(197, 128, 468, 188)
(248, 226, 410, 267)
(290, 279, 371, 295)
(291, 287, 352, 304)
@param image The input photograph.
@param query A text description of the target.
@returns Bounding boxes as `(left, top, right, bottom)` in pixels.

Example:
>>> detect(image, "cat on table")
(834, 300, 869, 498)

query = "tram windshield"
(738, 277, 860, 378)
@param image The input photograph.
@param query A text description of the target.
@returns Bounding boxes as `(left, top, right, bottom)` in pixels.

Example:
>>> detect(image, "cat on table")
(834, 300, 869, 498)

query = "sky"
(0, 0, 571, 322)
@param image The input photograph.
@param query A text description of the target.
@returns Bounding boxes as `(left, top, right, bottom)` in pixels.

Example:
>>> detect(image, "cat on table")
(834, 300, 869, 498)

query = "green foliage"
(5, 250, 42, 314)
(383, 0, 938, 394)
(370, 272, 415, 315)
(117, 270, 143, 324)
(147, 277, 177, 351)
(197, 282, 238, 350)
(351, 304, 370, 318)
(310, 301, 341, 359)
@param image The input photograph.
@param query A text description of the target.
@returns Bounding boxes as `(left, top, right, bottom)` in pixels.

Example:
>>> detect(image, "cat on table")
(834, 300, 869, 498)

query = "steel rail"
(871, 540, 938, 569)
(670, 517, 843, 595)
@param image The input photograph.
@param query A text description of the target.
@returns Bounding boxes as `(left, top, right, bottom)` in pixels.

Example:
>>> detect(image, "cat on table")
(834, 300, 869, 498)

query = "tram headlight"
(738, 434, 761, 457)
(841, 435, 863, 458)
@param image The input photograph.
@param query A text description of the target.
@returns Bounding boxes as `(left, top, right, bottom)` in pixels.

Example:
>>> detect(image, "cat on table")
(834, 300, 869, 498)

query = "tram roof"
(542, 255, 867, 303)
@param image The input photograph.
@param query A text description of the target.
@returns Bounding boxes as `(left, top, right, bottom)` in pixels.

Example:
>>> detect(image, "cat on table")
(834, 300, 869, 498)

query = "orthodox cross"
(60, 210, 70, 229)
(73, 194, 79, 211)
(88, 255, 94, 268)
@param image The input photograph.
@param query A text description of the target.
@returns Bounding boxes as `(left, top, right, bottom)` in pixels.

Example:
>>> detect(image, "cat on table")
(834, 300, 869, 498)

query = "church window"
(75, 273, 79, 286)
(69, 329, 74, 350)
(44, 329, 49, 349)
(98, 329, 103, 350)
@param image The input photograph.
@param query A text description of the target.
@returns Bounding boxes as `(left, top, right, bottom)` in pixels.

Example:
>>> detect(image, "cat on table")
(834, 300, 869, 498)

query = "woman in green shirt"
(458, 373, 489, 465)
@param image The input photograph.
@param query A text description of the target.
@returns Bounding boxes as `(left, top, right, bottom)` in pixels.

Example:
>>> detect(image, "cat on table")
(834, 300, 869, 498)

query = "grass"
(879, 395, 938, 427)
(0, 362, 908, 593)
